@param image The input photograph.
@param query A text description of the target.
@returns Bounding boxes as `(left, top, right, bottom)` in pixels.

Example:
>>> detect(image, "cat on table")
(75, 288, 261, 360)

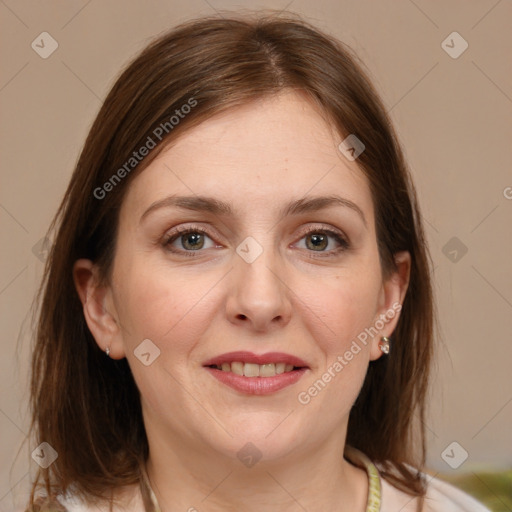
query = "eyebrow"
(139, 194, 367, 228)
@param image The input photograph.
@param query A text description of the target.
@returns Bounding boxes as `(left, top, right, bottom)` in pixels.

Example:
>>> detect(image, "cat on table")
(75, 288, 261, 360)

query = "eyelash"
(162, 224, 350, 258)
(295, 226, 350, 257)
(162, 225, 218, 258)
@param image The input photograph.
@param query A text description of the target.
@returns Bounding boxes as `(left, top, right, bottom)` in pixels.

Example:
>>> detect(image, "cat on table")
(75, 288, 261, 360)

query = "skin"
(74, 90, 410, 512)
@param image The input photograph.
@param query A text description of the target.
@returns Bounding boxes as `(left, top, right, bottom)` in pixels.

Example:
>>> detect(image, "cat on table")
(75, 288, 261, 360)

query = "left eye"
(295, 230, 348, 252)
(166, 230, 216, 251)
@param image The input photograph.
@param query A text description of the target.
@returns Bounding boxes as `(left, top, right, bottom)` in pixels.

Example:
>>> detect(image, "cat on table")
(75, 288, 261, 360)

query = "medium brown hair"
(26, 11, 434, 511)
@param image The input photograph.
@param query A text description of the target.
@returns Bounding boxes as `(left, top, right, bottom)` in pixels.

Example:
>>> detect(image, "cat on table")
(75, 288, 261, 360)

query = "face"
(76, 90, 409, 464)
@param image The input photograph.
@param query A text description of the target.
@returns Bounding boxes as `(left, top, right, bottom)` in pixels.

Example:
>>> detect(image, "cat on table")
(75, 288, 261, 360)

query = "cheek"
(293, 272, 381, 422)
(296, 269, 382, 356)
(112, 257, 219, 356)
(111, 259, 222, 417)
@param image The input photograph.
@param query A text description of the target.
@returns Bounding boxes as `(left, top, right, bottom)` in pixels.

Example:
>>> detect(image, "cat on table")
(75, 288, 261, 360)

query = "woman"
(26, 12, 490, 512)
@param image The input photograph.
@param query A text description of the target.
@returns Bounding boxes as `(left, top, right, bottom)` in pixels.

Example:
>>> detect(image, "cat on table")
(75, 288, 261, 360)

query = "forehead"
(121, 90, 374, 223)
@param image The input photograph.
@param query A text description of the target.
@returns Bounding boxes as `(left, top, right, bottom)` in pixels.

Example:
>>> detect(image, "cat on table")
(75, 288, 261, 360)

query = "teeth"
(244, 363, 260, 377)
(214, 362, 299, 377)
(260, 363, 276, 377)
(231, 362, 244, 376)
(275, 363, 285, 374)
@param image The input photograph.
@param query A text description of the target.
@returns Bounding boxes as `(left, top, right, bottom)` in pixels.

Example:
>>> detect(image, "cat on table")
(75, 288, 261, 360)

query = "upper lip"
(203, 351, 309, 368)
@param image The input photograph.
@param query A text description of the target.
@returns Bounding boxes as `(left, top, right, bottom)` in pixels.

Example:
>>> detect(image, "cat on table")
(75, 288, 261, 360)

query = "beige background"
(1, 0, 511, 510)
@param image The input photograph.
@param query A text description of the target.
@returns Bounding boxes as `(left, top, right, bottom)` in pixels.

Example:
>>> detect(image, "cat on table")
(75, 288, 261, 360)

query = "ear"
(369, 251, 411, 361)
(73, 259, 125, 359)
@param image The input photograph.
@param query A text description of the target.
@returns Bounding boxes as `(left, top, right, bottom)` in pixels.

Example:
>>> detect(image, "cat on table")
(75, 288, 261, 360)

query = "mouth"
(202, 351, 309, 395)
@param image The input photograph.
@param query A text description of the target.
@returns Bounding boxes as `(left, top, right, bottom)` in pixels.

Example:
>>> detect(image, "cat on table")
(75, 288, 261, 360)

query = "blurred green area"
(434, 470, 512, 512)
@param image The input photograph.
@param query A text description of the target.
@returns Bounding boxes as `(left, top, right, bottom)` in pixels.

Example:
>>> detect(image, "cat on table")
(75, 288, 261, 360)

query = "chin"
(209, 416, 303, 461)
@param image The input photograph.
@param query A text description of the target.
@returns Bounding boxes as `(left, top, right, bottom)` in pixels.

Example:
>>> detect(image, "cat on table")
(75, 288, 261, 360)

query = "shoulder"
(56, 492, 99, 512)
(40, 483, 144, 512)
(381, 472, 491, 512)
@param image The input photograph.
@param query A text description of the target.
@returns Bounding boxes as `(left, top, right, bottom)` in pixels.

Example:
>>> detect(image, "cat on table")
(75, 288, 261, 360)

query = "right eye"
(163, 226, 218, 255)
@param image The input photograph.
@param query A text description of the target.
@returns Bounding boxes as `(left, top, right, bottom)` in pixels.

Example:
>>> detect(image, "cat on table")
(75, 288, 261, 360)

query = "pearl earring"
(379, 336, 391, 354)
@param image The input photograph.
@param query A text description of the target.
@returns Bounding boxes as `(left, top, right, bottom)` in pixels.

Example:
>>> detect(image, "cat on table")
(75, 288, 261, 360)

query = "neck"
(144, 432, 368, 512)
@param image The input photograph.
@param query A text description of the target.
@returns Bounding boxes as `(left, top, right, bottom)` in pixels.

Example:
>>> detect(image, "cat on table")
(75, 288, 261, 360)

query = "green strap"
(344, 445, 382, 512)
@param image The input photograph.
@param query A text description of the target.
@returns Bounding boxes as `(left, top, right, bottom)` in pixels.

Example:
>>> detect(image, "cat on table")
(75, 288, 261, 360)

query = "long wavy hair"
(26, 11, 434, 511)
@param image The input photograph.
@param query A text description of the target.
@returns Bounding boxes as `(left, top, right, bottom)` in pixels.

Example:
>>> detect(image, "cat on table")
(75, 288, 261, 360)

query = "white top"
(381, 474, 491, 511)
(47, 474, 490, 512)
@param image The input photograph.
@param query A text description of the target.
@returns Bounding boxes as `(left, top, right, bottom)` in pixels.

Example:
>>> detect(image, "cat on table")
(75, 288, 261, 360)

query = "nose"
(225, 246, 292, 333)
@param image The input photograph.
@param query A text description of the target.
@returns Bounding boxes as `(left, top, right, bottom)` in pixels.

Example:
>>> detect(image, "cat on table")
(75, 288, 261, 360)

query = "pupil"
(307, 233, 327, 251)
(183, 233, 204, 250)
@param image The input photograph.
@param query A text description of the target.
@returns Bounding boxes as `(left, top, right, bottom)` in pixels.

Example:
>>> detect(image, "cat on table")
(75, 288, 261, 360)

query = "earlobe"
(73, 259, 124, 359)
(370, 251, 411, 361)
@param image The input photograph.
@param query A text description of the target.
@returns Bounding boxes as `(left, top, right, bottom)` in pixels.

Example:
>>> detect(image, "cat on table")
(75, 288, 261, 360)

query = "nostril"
(237, 314, 247, 320)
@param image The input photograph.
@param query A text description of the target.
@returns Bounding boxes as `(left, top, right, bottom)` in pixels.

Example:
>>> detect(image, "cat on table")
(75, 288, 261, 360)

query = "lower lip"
(204, 367, 308, 395)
